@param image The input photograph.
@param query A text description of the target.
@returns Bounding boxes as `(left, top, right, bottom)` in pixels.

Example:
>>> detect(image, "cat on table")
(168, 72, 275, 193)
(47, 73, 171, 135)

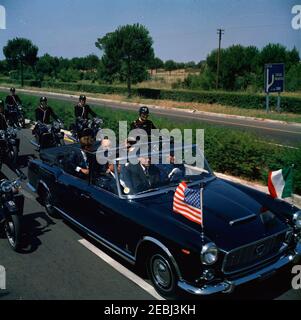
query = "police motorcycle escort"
(68, 95, 102, 142)
(0, 177, 25, 251)
(0, 127, 20, 170)
(5, 88, 26, 128)
(31, 97, 65, 151)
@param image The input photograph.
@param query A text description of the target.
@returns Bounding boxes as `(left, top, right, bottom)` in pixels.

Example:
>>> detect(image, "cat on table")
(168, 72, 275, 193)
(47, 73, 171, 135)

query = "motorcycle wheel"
(4, 215, 22, 251)
(8, 146, 18, 166)
(19, 117, 26, 128)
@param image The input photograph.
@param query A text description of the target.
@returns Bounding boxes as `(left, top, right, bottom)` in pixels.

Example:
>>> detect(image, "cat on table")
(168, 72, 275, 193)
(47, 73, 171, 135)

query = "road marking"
(78, 238, 165, 300)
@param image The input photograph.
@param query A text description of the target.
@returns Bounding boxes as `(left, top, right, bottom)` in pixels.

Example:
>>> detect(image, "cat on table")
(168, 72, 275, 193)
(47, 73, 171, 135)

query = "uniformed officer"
(130, 106, 156, 137)
(74, 95, 96, 120)
(35, 97, 60, 124)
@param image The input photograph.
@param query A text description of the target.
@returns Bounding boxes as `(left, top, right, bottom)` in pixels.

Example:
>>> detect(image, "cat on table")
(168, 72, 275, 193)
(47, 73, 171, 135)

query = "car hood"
(139, 178, 288, 251)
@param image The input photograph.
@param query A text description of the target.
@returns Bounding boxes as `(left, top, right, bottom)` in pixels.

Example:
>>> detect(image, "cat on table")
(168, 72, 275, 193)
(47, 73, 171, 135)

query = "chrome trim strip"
(229, 214, 257, 226)
(38, 180, 50, 193)
(119, 176, 216, 200)
(178, 280, 231, 296)
(53, 206, 136, 265)
(26, 182, 36, 193)
(178, 250, 298, 295)
(222, 230, 289, 275)
(135, 236, 183, 281)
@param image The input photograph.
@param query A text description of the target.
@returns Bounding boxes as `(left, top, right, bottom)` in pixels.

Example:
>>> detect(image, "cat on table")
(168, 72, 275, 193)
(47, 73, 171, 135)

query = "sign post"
(264, 63, 285, 113)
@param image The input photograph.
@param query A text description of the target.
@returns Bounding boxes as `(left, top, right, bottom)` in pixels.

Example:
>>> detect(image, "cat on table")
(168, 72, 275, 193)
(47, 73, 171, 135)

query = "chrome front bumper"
(178, 242, 301, 296)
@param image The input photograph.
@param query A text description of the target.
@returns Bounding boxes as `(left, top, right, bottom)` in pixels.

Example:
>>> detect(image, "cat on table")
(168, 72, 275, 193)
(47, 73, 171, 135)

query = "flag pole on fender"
(200, 182, 205, 244)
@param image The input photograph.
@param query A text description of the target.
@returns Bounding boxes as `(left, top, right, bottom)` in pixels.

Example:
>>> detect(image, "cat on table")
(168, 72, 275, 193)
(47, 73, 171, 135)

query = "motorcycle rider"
(74, 95, 96, 120)
(130, 106, 156, 137)
(35, 96, 60, 124)
(5, 88, 22, 125)
(0, 100, 8, 131)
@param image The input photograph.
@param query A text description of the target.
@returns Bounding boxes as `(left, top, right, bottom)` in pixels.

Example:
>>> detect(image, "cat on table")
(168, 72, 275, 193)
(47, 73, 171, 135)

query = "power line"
(216, 28, 224, 90)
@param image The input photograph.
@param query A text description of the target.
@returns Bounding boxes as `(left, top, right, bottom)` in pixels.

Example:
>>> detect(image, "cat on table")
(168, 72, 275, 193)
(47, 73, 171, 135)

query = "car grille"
(222, 232, 287, 275)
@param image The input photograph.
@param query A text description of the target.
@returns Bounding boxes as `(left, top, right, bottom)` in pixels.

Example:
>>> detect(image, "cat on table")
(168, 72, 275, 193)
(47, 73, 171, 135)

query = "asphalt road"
(1, 88, 301, 147)
(0, 129, 300, 300)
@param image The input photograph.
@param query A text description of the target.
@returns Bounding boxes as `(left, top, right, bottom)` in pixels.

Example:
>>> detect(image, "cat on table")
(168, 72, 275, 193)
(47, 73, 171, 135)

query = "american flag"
(173, 181, 203, 225)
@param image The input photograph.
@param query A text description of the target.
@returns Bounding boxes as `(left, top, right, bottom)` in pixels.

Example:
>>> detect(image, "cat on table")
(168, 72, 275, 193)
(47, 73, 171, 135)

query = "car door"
(82, 182, 143, 259)
(55, 172, 90, 222)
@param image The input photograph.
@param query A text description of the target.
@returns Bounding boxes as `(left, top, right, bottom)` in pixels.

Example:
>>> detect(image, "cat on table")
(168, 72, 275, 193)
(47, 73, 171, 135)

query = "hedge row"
(1, 78, 301, 114)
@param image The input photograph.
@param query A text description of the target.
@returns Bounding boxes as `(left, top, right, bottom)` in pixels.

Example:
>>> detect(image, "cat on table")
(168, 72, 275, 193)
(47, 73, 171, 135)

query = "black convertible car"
(27, 143, 301, 299)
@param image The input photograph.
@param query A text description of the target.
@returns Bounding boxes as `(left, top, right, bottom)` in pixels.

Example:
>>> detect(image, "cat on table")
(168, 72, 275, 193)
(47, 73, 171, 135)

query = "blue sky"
(0, 0, 300, 62)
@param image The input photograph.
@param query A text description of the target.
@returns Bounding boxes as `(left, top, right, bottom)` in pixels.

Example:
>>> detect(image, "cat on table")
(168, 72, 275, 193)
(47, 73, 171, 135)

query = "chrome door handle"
(80, 193, 91, 199)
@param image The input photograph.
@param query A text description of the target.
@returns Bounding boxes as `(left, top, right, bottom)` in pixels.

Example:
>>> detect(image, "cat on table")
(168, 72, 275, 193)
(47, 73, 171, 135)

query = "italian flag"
(268, 167, 293, 199)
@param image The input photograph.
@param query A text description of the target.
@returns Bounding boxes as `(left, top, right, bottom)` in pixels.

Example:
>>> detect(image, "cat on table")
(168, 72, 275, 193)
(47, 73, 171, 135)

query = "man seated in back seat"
(64, 129, 94, 179)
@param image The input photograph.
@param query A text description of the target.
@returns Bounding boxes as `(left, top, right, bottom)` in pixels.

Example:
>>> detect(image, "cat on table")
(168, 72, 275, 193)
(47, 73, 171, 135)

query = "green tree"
(258, 43, 287, 67)
(286, 47, 300, 70)
(3, 37, 38, 86)
(185, 61, 197, 69)
(58, 68, 81, 82)
(84, 54, 99, 70)
(164, 60, 177, 75)
(36, 54, 60, 79)
(0, 60, 8, 75)
(286, 64, 301, 91)
(148, 57, 164, 74)
(95, 23, 154, 97)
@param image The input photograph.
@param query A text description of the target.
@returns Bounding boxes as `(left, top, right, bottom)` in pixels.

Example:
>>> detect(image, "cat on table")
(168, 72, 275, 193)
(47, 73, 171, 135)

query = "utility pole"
(216, 28, 224, 90)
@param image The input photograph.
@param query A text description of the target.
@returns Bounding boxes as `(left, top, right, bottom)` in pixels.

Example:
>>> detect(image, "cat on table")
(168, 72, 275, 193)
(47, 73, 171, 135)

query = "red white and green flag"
(268, 167, 293, 199)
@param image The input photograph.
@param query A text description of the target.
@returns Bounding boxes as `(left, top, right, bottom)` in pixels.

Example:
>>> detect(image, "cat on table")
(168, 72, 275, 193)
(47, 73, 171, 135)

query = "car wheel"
(4, 215, 22, 251)
(147, 250, 179, 299)
(43, 190, 56, 217)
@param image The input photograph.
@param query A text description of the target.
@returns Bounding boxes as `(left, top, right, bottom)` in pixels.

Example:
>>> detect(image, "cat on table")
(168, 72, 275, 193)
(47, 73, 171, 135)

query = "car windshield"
(115, 145, 214, 197)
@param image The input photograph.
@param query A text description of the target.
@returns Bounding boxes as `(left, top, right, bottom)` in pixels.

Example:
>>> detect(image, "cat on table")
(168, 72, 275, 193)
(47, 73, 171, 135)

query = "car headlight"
(201, 242, 219, 265)
(293, 211, 301, 230)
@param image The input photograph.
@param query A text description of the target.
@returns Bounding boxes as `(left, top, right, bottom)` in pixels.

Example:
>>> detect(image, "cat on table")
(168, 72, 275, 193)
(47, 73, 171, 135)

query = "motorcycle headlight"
(293, 211, 301, 230)
(12, 180, 21, 191)
(201, 242, 219, 265)
(0, 180, 12, 193)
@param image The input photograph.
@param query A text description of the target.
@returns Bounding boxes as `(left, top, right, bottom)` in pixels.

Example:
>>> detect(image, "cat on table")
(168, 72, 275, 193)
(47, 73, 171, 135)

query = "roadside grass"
(1, 84, 301, 123)
(18, 93, 301, 195)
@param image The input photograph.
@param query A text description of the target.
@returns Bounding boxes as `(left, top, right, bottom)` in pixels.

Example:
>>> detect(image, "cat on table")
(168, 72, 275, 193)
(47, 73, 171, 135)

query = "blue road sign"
(264, 63, 285, 93)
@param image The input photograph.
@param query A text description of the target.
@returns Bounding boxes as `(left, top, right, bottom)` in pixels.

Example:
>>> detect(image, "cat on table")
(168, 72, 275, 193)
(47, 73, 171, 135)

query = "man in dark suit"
(99, 162, 120, 194)
(125, 155, 161, 193)
(65, 129, 94, 179)
(156, 153, 185, 183)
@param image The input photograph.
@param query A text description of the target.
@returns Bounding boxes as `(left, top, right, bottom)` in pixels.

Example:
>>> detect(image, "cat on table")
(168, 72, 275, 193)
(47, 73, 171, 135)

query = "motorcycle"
(0, 127, 20, 171)
(0, 178, 24, 251)
(5, 104, 26, 128)
(31, 121, 65, 151)
(68, 117, 103, 142)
